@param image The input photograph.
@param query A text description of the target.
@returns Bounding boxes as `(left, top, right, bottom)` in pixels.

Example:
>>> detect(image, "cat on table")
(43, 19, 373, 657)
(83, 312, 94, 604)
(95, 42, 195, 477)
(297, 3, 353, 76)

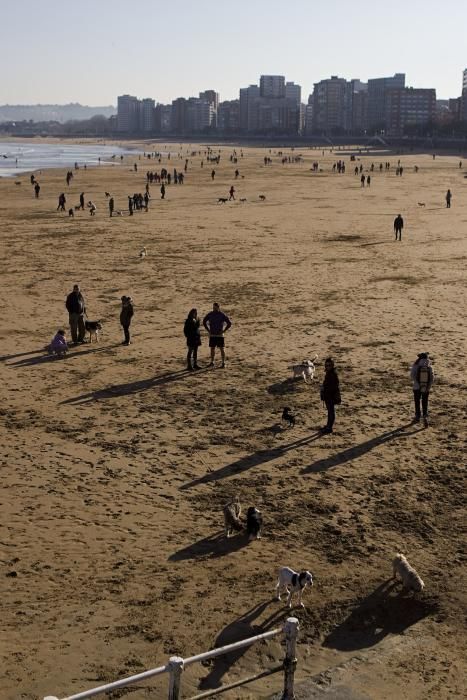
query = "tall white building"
(117, 94, 140, 133)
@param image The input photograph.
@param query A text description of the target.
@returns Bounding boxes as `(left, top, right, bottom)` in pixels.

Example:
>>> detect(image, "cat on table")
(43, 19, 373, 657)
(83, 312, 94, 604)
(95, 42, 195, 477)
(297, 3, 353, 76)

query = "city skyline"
(1, 0, 466, 105)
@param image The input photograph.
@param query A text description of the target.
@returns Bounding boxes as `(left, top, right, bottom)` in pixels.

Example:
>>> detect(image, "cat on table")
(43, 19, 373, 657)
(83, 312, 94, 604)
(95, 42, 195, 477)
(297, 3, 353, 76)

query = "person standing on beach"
(57, 193, 66, 211)
(65, 284, 86, 345)
(120, 296, 134, 346)
(360, 174, 365, 187)
(79, 192, 85, 210)
(203, 303, 232, 368)
(161, 183, 166, 199)
(184, 308, 201, 371)
(320, 358, 341, 434)
(229, 185, 235, 200)
(34, 182, 40, 198)
(446, 189, 452, 208)
(394, 214, 404, 241)
(109, 197, 115, 217)
(128, 196, 133, 216)
(410, 352, 434, 428)
(211, 169, 216, 180)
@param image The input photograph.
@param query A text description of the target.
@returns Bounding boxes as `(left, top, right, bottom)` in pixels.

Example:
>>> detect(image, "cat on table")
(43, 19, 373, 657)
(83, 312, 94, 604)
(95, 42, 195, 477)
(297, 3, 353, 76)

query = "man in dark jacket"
(320, 357, 341, 434)
(120, 296, 134, 345)
(65, 284, 86, 344)
(394, 214, 404, 241)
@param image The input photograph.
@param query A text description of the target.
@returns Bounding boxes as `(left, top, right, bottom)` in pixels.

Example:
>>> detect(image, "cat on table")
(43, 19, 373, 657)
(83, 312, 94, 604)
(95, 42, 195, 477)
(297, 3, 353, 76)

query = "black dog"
(217, 197, 228, 204)
(282, 407, 295, 428)
(246, 507, 262, 540)
(84, 320, 103, 343)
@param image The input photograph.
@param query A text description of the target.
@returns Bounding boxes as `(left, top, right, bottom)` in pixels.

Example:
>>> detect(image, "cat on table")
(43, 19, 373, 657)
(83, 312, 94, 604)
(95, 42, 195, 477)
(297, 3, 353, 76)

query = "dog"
(217, 197, 228, 204)
(259, 195, 266, 201)
(85, 320, 103, 343)
(68, 208, 74, 217)
(276, 567, 313, 608)
(281, 407, 295, 428)
(74, 205, 81, 211)
(417, 202, 426, 207)
(105, 192, 111, 197)
(139, 246, 147, 258)
(223, 497, 243, 538)
(240, 197, 247, 202)
(392, 554, 425, 592)
(246, 507, 262, 540)
(289, 355, 318, 383)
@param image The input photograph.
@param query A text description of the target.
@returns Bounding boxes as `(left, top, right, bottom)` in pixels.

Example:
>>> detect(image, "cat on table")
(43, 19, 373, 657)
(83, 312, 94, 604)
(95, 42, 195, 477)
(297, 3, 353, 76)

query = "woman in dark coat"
(184, 308, 201, 370)
(320, 357, 341, 434)
(120, 296, 134, 345)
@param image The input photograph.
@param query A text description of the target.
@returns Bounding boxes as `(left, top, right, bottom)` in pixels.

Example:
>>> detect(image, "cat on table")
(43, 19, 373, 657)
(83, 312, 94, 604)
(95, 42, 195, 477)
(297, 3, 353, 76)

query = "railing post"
(282, 616, 299, 700)
(168, 655, 184, 700)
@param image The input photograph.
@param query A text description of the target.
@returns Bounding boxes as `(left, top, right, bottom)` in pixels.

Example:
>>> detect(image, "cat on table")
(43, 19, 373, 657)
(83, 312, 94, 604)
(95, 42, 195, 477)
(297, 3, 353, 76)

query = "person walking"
(184, 308, 201, 370)
(320, 357, 341, 434)
(65, 284, 86, 345)
(109, 197, 115, 217)
(229, 185, 235, 200)
(120, 295, 134, 346)
(446, 189, 452, 208)
(79, 192, 85, 210)
(410, 352, 434, 428)
(128, 196, 133, 216)
(394, 213, 404, 241)
(160, 183, 166, 199)
(360, 174, 365, 187)
(34, 182, 40, 198)
(57, 193, 66, 211)
(203, 302, 232, 368)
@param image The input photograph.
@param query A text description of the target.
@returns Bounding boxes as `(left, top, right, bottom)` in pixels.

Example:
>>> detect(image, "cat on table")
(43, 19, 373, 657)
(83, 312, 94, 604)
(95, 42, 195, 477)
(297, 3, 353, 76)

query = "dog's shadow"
(267, 378, 302, 396)
(198, 600, 287, 690)
(168, 531, 249, 561)
(322, 579, 438, 652)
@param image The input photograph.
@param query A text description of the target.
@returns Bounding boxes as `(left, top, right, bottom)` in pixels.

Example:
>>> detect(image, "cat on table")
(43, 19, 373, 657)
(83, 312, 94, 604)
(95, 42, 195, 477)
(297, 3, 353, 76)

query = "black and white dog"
(246, 507, 262, 540)
(85, 320, 103, 343)
(276, 566, 313, 608)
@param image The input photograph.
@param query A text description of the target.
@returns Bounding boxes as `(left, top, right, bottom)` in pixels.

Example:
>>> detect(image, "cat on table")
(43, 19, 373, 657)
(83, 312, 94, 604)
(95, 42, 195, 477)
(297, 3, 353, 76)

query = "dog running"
(217, 197, 228, 204)
(276, 566, 313, 608)
(289, 355, 318, 384)
(85, 320, 103, 343)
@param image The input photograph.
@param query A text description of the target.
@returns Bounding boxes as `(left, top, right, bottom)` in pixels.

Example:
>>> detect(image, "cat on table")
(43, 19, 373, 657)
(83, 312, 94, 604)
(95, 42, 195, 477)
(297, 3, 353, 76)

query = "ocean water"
(0, 141, 138, 177)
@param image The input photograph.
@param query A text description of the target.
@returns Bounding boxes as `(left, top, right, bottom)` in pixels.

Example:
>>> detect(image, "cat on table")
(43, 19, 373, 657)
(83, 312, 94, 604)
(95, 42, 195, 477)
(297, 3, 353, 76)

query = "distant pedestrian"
(360, 174, 365, 187)
(128, 196, 133, 216)
(160, 183, 166, 199)
(211, 169, 216, 180)
(65, 284, 86, 345)
(57, 193, 66, 211)
(203, 302, 232, 368)
(410, 352, 434, 428)
(229, 185, 235, 200)
(88, 201, 97, 216)
(394, 213, 404, 241)
(184, 308, 201, 371)
(34, 182, 40, 198)
(446, 189, 452, 208)
(120, 295, 134, 346)
(367, 175, 371, 187)
(79, 192, 85, 210)
(320, 357, 341, 434)
(109, 197, 114, 217)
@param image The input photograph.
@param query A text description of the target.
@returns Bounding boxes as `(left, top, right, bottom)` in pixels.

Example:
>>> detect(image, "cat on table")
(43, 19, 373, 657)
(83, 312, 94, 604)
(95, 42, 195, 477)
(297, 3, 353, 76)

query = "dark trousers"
(413, 390, 429, 418)
(395, 227, 402, 240)
(69, 313, 86, 343)
(325, 400, 336, 430)
(122, 325, 130, 343)
(187, 346, 198, 366)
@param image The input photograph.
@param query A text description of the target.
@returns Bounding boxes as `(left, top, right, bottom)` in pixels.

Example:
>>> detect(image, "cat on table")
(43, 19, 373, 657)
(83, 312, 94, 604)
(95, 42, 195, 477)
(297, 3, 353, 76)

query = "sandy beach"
(1, 143, 466, 699)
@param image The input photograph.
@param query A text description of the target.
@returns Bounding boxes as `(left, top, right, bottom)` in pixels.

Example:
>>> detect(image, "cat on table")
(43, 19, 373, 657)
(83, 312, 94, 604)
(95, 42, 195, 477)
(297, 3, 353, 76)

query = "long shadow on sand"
(198, 600, 288, 691)
(180, 432, 322, 490)
(1, 349, 45, 362)
(301, 423, 424, 474)
(323, 580, 438, 652)
(7, 343, 122, 367)
(61, 368, 210, 404)
(169, 531, 250, 561)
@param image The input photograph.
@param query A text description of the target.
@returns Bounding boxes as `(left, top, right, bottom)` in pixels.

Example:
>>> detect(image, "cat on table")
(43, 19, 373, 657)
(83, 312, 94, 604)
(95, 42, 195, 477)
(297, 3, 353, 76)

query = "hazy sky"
(2, 0, 466, 105)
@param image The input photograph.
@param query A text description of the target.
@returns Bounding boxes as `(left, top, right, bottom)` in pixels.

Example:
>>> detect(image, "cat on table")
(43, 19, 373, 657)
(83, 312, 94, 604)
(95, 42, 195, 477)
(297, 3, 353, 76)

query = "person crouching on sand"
(50, 329, 68, 357)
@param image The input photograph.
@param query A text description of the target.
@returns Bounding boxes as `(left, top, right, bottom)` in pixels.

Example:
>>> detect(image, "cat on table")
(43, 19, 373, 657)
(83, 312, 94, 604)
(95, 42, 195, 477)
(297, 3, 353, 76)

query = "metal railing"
(44, 617, 299, 700)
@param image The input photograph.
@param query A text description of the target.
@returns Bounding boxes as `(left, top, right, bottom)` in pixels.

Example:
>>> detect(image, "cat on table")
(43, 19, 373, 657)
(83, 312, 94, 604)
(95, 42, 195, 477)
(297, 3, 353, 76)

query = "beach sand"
(1, 144, 466, 699)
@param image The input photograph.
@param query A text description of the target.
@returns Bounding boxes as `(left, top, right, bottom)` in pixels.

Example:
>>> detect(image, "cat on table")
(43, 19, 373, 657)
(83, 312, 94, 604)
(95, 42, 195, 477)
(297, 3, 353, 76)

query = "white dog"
(139, 246, 147, 259)
(276, 566, 313, 608)
(392, 554, 424, 592)
(289, 355, 318, 383)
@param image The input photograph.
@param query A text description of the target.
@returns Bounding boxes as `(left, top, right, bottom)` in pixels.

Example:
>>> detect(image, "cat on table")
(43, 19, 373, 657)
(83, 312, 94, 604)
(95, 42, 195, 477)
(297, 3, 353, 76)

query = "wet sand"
(1, 144, 466, 699)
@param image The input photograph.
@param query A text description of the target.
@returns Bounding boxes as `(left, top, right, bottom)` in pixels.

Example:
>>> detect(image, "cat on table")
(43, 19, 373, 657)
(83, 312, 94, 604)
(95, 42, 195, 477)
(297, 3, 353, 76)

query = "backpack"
(417, 365, 430, 393)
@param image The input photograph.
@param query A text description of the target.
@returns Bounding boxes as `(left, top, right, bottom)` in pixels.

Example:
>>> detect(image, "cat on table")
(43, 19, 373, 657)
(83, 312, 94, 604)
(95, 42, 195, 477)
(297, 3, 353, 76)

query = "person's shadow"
(323, 580, 438, 651)
(168, 531, 249, 561)
(198, 601, 288, 690)
(301, 423, 424, 474)
(8, 343, 121, 367)
(61, 368, 209, 404)
(180, 431, 322, 490)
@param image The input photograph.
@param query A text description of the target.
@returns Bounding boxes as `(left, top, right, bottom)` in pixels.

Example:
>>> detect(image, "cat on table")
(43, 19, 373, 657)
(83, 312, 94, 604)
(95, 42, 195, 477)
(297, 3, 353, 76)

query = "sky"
(1, 0, 466, 105)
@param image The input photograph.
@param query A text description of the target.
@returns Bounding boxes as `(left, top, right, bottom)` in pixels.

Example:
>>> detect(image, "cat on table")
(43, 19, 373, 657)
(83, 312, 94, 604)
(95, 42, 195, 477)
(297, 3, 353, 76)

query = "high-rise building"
(218, 100, 240, 131)
(199, 90, 219, 127)
(311, 76, 351, 134)
(117, 94, 140, 133)
(349, 80, 368, 133)
(186, 97, 215, 132)
(171, 97, 187, 133)
(285, 81, 301, 105)
(239, 84, 260, 131)
(154, 104, 172, 132)
(260, 75, 285, 98)
(385, 87, 436, 135)
(367, 73, 405, 132)
(140, 98, 155, 132)
(463, 68, 467, 92)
